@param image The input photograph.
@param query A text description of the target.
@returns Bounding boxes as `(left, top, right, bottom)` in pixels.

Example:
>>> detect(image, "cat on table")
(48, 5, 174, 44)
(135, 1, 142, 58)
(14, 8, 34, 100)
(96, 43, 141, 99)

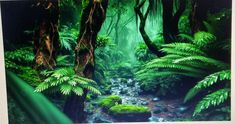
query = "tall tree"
(63, 0, 108, 122)
(162, 0, 186, 43)
(33, 0, 59, 69)
(135, 0, 164, 57)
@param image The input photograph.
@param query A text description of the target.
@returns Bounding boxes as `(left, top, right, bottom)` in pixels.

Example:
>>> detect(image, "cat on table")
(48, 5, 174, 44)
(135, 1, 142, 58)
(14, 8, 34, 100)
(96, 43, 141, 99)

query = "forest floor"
(83, 76, 194, 123)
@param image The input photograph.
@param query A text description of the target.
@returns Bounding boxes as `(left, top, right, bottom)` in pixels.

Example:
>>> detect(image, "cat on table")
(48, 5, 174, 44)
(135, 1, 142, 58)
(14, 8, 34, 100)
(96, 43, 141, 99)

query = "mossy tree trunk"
(63, 0, 108, 122)
(33, 0, 59, 70)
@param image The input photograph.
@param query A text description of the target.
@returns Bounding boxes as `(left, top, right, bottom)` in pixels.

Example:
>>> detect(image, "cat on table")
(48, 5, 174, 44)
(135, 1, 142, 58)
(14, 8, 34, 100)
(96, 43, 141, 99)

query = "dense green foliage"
(5, 47, 41, 87)
(7, 71, 73, 124)
(136, 30, 230, 117)
(35, 67, 101, 96)
(59, 25, 78, 52)
(3, 0, 231, 122)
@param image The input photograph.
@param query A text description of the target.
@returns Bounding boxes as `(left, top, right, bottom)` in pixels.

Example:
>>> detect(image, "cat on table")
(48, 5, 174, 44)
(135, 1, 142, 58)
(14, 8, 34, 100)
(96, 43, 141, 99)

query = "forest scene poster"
(0, 0, 233, 123)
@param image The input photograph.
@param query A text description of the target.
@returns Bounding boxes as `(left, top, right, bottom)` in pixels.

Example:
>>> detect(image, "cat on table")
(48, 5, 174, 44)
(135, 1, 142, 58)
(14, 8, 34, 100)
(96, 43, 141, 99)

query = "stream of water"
(84, 76, 193, 123)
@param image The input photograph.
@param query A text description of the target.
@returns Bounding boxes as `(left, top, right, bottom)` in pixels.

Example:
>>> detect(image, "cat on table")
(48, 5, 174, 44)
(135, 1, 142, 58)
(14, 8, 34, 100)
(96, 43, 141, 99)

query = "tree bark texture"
(33, 0, 59, 70)
(63, 0, 108, 122)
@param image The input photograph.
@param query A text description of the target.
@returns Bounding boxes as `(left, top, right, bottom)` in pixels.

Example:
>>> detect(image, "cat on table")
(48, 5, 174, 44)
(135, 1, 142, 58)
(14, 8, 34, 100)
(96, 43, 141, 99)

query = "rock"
(141, 101, 149, 105)
(109, 104, 151, 122)
(174, 112, 182, 118)
(152, 107, 168, 114)
(127, 79, 133, 83)
(120, 89, 127, 94)
(209, 114, 227, 121)
(162, 107, 168, 112)
(158, 118, 164, 122)
(91, 101, 99, 107)
(167, 113, 175, 118)
(152, 108, 161, 114)
(121, 78, 128, 83)
(94, 117, 112, 123)
(155, 104, 162, 107)
(177, 106, 188, 113)
(85, 110, 93, 115)
(99, 95, 122, 110)
(152, 97, 160, 102)
(148, 116, 159, 122)
(154, 104, 167, 112)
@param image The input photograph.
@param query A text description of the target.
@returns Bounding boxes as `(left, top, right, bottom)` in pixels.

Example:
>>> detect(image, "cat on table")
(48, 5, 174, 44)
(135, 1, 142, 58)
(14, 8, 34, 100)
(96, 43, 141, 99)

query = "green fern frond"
(173, 56, 229, 69)
(49, 78, 61, 87)
(184, 70, 231, 103)
(146, 63, 205, 74)
(193, 31, 216, 47)
(162, 43, 206, 56)
(160, 54, 183, 60)
(54, 68, 74, 76)
(193, 88, 230, 116)
(73, 78, 88, 85)
(194, 70, 230, 89)
(5, 47, 34, 64)
(82, 85, 101, 95)
(203, 21, 216, 35)
(146, 58, 174, 66)
(60, 84, 73, 95)
(72, 87, 84, 96)
(76, 76, 97, 84)
(136, 70, 202, 81)
(160, 48, 195, 56)
(35, 67, 100, 96)
(68, 80, 77, 86)
(178, 33, 194, 42)
(35, 83, 49, 92)
(41, 70, 54, 76)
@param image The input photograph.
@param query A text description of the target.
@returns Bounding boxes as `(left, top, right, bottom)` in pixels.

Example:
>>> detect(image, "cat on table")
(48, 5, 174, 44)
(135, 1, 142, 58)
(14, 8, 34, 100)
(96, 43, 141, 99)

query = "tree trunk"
(135, 0, 164, 57)
(115, 10, 121, 45)
(63, 0, 108, 122)
(63, 90, 87, 122)
(162, 0, 185, 43)
(189, 0, 210, 33)
(33, 0, 59, 70)
(162, 0, 174, 43)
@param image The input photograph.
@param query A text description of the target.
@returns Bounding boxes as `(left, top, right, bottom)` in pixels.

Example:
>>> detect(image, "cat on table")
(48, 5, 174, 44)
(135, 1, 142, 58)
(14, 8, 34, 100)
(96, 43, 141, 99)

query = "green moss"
(109, 104, 150, 115)
(99, 95, 122, 109)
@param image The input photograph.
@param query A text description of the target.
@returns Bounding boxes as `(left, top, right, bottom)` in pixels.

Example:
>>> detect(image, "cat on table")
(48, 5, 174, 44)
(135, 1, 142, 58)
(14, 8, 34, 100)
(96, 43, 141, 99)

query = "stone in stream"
(109, 105, 151, 122)
(148, 116, 159, 122)
(167, 113, 176, 118)
(141, 101, 149, 105)
(120, 89, 127, 94)
(93, 116, 113, 123)
(152, 106, 168, 114)
(152, 97, 160, 102)
(152, 108, 161, 114)
(177, 106, 189, 113)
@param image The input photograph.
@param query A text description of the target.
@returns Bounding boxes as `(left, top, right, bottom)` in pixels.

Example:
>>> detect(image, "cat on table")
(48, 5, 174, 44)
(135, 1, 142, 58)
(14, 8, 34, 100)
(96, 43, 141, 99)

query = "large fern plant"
(136, 31, 230, 117)
(35, 67, 101, 96)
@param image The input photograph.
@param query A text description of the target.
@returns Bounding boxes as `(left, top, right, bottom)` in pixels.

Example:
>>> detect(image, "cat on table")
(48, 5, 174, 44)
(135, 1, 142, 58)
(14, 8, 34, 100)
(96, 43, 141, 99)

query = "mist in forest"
(1, 0, 232, 123)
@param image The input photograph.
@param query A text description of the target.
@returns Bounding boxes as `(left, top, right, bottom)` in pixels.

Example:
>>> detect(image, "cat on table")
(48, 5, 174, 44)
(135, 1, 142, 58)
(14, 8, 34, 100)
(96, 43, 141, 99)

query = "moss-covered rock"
(109, 105, 151, 122)
(99, 95, 122, 110)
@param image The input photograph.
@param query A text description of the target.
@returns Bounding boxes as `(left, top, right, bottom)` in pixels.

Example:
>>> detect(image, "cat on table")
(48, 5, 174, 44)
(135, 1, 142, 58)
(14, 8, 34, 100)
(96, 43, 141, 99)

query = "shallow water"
(84, 77, 193, 123)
